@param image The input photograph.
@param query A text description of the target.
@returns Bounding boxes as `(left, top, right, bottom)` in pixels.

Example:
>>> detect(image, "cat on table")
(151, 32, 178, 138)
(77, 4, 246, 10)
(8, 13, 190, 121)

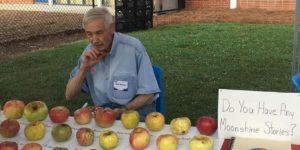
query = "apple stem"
(82, 102, 88, 109)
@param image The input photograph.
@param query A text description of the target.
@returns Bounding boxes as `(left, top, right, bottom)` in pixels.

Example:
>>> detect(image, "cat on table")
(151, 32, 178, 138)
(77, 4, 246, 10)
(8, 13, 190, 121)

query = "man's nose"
(91, 34, 98, 41)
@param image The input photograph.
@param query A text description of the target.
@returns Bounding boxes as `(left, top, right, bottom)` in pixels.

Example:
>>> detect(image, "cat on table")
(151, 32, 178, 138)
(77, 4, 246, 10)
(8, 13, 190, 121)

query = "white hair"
(82, 7, 115, 28)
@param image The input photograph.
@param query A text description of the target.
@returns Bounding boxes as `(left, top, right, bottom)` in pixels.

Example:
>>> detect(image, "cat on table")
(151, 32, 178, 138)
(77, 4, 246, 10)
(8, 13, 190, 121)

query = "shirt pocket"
(110, 72, 137, 101)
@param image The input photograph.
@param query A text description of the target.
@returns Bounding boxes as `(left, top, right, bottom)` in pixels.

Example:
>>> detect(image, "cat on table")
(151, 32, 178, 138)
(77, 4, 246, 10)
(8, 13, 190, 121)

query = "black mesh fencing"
(0, 0, 180, 56)
(0, 1, 115, 55)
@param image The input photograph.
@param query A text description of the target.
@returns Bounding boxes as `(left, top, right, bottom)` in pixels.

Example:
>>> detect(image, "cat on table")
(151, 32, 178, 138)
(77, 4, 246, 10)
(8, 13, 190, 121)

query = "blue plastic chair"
(152, 65, 166, 116)
(292, 73, 300, 92)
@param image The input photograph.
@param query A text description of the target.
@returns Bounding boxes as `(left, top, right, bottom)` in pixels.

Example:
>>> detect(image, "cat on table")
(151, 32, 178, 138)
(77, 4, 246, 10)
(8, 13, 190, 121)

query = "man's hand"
(112, 108, 126, 119)
(80, 47, 106, 72)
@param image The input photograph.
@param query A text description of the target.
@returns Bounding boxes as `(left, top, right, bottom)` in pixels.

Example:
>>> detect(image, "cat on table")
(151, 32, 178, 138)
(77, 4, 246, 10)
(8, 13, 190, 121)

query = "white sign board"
(218, 89, 300, 144)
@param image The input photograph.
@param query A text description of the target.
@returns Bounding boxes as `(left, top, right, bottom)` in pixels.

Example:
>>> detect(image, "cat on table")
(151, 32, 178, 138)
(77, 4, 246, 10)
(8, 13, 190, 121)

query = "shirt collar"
(109, 32, 120, 57)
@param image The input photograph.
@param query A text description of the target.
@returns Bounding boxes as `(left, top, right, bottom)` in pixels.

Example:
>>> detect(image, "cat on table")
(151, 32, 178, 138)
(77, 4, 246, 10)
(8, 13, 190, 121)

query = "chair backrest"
(152, 65, 166, 116)
(292, 73, 300, 92)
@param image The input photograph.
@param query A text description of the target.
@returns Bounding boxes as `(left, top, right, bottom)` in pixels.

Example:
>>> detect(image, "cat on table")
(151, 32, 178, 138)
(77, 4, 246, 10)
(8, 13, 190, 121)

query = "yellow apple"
(189, 135, 213, 150)
(170, 117, 191, 135)
(156, 134, 178, 150)
(121, 110, 140, 129)
(24, 121, 46, 141)
(99, 130, 119, 150)
(145, 112, 165, 131)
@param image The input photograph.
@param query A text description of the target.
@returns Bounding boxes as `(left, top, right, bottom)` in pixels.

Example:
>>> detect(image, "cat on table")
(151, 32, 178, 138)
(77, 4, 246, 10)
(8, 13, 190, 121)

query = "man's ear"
(110, 22, 116, 33)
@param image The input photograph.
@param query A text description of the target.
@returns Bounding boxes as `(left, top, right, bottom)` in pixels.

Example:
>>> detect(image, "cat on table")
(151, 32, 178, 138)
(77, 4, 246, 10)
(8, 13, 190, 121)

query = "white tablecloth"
(0, 112, 223, 150)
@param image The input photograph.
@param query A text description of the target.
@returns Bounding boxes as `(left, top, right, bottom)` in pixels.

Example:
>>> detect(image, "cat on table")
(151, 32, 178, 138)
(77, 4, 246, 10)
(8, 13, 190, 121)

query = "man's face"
(84, 19, 114, 56)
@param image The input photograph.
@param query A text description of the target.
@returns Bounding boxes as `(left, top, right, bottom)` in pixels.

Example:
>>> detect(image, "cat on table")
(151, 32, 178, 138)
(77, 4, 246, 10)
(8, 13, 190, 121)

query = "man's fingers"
(84, 52, 92, 59)
(90, 50, 98, 59)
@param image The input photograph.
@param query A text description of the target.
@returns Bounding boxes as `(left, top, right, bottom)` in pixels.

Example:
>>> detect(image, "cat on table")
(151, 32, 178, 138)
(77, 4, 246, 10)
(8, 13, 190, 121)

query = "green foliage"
(0, 23, 293, 124)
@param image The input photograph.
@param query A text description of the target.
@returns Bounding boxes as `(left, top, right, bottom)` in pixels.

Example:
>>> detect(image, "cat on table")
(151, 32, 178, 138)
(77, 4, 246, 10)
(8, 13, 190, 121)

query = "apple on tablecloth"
(156, 134, 178, 150)
(49, 106, 70, 123)
(0, 141, 18, 150)
(94, 107, 116, 128)
(74, 107, 92, 125)
(23, 101, 48, 122)
(189, 135, 214, 150)
(3, 99, 25, 119)
(170, 117, 191, 135)
(121, 110, 140, 129)
(21, 143, 42, 150)
(196, 116, 217, 136)
(51, 123, 72, 142)
(0, 119, 20, 138)
(145, 112, 165, 131)
(129, 127, 151, 150)
(76, 127, 94, 146)
(99, 130, 119, 150)
(24, 121, 46, 141)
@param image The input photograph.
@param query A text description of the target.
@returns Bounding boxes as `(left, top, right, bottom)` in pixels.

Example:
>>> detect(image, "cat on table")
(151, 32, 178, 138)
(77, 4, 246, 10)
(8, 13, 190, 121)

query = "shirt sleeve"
(135, 43, 160, 95)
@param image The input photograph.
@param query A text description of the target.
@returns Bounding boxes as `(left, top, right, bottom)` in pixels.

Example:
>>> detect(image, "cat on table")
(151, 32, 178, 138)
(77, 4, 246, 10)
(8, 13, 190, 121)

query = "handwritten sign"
(218, 89, 300, 144)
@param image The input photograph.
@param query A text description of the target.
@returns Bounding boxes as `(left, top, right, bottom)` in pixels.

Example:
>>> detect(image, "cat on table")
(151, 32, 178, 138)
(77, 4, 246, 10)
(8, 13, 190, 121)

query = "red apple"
(3, 99, 25, 119)
(76, 127, 94, 146)
(94, 107, 116, 128)
(0, 119, 20, 138)
(0, 141, 18, 150)
(74, 107, 92, 125)
(196, 116, 217, 136)
(49, 106, 70, 123)
(21, 143, 42, 150)
(129, 127, 151, 150)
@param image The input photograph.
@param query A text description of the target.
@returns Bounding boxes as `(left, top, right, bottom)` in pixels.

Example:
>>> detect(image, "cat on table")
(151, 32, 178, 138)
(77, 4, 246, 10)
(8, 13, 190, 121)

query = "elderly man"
(65, 7, 160, 120)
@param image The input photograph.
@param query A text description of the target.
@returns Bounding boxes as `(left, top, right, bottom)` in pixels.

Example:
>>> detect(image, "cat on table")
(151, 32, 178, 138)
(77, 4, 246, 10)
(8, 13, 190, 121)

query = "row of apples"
(0, 99, 217, 150)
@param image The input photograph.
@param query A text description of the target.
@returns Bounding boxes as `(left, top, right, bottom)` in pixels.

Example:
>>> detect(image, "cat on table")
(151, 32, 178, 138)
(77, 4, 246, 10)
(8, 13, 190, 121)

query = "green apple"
(23, 101, 48, 122)
(99, 130, 119, 150)
(121, 110, 140, 129)
(189, 135, 213, 150)
(51, 124, 72, 142)
(170, 117, 191, 135)
(24, 121, 46, 141)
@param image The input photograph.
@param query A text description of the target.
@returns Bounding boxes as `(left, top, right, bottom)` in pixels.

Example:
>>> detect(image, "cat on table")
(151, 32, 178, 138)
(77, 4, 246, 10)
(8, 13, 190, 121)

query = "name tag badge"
(113, 81, 128, 91)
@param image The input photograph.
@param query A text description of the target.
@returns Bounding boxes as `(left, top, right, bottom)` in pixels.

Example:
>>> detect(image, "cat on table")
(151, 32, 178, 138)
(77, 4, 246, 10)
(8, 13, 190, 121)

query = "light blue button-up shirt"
(70, 32, 160, 106)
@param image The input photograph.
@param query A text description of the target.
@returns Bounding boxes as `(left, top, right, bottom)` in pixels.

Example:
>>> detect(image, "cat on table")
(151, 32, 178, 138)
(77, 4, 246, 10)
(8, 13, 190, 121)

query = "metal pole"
(291, 0, 300, 91)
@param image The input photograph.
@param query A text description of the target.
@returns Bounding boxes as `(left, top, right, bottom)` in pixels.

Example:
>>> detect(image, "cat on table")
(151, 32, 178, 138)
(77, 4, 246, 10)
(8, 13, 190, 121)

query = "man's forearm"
(65, 68, 87, 100)
(126, 94, 155, 110)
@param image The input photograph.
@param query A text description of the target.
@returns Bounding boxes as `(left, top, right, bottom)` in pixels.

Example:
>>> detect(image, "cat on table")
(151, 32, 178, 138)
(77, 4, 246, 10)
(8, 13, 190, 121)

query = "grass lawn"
(0, 23, 293, 125)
